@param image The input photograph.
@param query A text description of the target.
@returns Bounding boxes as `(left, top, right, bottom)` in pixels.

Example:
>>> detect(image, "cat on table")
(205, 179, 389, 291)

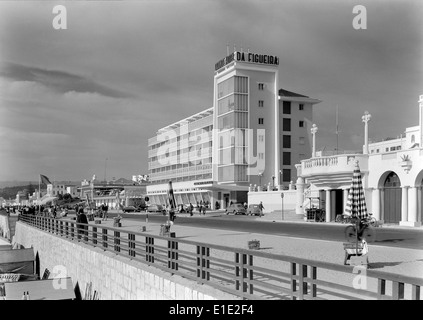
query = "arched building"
(296, 95, 423, 227)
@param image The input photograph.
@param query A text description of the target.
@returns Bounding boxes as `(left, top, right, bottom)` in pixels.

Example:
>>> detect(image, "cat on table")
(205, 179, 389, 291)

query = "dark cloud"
(0, 0, 422, 181)
(0, 62, 135, 99)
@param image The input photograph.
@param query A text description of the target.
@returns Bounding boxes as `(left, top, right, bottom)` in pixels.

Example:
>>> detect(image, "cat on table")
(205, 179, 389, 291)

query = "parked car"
(246, 204, 264, 216)
(146, 204, 165, 214)
(225, 203, 247, 215)
(178, 204, 192, 213)
(137, 204, 148, 212)
(122, 205, 141, 213)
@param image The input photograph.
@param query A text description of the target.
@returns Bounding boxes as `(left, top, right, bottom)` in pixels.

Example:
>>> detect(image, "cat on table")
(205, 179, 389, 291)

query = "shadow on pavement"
(374, 238, 405, 244)
(368, 261, 403, 269)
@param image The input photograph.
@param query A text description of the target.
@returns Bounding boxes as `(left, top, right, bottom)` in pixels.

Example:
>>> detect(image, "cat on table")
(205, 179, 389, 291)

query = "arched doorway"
(383, 172, 401, 223)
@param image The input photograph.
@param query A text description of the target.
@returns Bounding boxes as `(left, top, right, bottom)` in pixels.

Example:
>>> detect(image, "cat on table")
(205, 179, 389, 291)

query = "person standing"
(76, 207, 89, 241)
(104, 204, 109, 220)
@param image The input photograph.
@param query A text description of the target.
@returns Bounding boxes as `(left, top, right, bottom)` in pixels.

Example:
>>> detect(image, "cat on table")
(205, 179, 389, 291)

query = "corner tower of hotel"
(147, 49, 321, 209)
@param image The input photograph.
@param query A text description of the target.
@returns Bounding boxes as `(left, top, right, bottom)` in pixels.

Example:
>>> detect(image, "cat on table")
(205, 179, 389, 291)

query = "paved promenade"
(9, 210, 423, 299)
(101, 210, 423, 279)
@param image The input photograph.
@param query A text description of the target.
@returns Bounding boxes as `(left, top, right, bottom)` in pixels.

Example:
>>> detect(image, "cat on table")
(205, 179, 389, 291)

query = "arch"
(382, 171, 402, 223)
(414, 170, 423, 224)
(413, 169, 423, 187)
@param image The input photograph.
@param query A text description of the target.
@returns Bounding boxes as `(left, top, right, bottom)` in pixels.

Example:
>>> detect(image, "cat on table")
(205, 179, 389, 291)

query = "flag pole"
(38, 175, 41, 215)
(336, 104, 339, 154)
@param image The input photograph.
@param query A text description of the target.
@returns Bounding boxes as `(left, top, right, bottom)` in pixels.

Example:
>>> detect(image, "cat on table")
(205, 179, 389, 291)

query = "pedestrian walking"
(259, 201, 265, 215)
(189, 203, 194, 216)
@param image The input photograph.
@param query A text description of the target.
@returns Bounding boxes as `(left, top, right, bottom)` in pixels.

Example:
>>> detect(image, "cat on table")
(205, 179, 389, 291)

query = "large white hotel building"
(147, 50, 320, 209)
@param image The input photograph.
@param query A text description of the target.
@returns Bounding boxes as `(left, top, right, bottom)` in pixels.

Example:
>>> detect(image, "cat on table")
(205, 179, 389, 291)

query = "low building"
(294, 95, 423, 227)
(79, 177, 148, 209)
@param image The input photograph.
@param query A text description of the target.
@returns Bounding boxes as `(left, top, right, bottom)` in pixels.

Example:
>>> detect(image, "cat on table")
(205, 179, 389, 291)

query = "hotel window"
(258, 100, 264, 107)
(258, 152, 264, 160)
(258, 134, 264, 142)
(283, 101, 291, 114)
(376, 149, 379, 153)
(258, 118, 264, 125)
(283, 135, 291, 148)
(258, 83, 264, 90)
(299, 104, 304, 110)
(283, 152, 291, 165)
(282, 169, 291, 182)
(385, 148, 389, 152)
(299, 121, 304, 127)
(283, 118, 291, 131)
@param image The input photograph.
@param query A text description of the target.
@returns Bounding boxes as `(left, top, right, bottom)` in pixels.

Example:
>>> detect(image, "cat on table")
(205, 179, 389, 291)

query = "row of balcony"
(149, 164, 213, 180)
(148, 154, 213, 171)
(148, 115, 213, 146)
(148, 142, 212, 159)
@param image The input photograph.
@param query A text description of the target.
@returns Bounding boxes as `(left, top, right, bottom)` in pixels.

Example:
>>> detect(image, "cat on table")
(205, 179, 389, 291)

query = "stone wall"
(14, 221, 238, 300)
(248, 190, 297, 212)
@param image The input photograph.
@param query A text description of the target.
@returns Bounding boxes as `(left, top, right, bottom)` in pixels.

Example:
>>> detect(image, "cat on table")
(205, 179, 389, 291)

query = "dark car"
(225, 203, 247, 215)
(178, 204, 193, 213)
(146, 204, 165, 214)
(123, 205, 141, 213)
(246, 204, 264, 216)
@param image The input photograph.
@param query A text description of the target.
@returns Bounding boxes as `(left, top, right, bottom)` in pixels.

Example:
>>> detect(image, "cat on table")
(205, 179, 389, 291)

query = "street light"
(258, 172, 263, 188)
(281, 192, 284, 220)
(272, 175, 275, 190)
(279, 170, 283, 190)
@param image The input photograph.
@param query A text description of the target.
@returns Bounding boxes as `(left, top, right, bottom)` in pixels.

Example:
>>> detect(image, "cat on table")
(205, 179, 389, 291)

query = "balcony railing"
(300, 154, 369, 177)
(17, 213, 423, 300)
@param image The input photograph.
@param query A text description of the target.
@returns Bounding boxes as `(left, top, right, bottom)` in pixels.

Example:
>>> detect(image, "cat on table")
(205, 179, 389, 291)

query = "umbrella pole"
(356, 219, 359, 255)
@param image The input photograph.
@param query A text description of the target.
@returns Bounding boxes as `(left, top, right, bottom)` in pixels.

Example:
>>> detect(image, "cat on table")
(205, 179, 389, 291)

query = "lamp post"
(272, 175, 275, 190)
(281, 193, 284, 220)
(362, 111, 371, 155)
(279, 170, 283, 190)
(311, 124, 318, 158)
(258, 172, 263, 189)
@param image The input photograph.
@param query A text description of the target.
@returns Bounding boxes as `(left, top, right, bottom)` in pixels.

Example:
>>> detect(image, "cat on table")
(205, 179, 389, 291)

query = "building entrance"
(383, 172, 401, 223)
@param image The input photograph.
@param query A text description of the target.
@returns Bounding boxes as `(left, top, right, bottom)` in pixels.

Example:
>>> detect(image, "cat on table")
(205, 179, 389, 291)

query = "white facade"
(147, 50, 320, 209)
(294, 95, 423, 227)
(47, 183, 78, 197)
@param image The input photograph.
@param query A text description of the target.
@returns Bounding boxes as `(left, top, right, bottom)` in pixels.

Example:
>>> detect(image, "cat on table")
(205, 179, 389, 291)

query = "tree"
(63, 193, 72, 202)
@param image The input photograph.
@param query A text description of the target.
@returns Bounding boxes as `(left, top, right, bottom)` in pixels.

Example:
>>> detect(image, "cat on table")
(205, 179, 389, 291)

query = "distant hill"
(0, 181, 81, 200)
(0, 181, 81, 188)
(0, 184, 38, 200)
(0, 181, 39, 188)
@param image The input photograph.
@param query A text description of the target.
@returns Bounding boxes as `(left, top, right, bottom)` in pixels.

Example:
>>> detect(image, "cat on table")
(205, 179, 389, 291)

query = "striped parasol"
(345, 161, 368, 220)
(167, 180, 177, 210)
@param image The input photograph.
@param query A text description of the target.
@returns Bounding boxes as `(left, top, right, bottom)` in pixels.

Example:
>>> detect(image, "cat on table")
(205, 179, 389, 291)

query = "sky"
(0, 0, 422, 182)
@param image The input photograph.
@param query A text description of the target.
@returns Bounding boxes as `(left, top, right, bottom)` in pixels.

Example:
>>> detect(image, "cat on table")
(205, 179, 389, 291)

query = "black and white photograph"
(0, 0, 422, 306)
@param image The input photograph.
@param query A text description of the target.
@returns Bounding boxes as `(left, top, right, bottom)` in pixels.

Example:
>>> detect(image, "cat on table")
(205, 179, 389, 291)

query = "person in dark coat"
(76, 208, 89, 241)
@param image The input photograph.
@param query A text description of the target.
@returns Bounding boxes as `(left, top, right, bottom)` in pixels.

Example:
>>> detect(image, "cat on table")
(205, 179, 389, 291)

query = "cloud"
(0, 62, 135, 99)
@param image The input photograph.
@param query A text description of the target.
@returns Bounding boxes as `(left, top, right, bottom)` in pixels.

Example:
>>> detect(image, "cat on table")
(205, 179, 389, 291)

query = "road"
(107, 211, 423, 250)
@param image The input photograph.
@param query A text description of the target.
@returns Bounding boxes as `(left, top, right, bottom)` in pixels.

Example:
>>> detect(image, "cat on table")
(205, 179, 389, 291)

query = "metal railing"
(17, 214, 423, 300)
